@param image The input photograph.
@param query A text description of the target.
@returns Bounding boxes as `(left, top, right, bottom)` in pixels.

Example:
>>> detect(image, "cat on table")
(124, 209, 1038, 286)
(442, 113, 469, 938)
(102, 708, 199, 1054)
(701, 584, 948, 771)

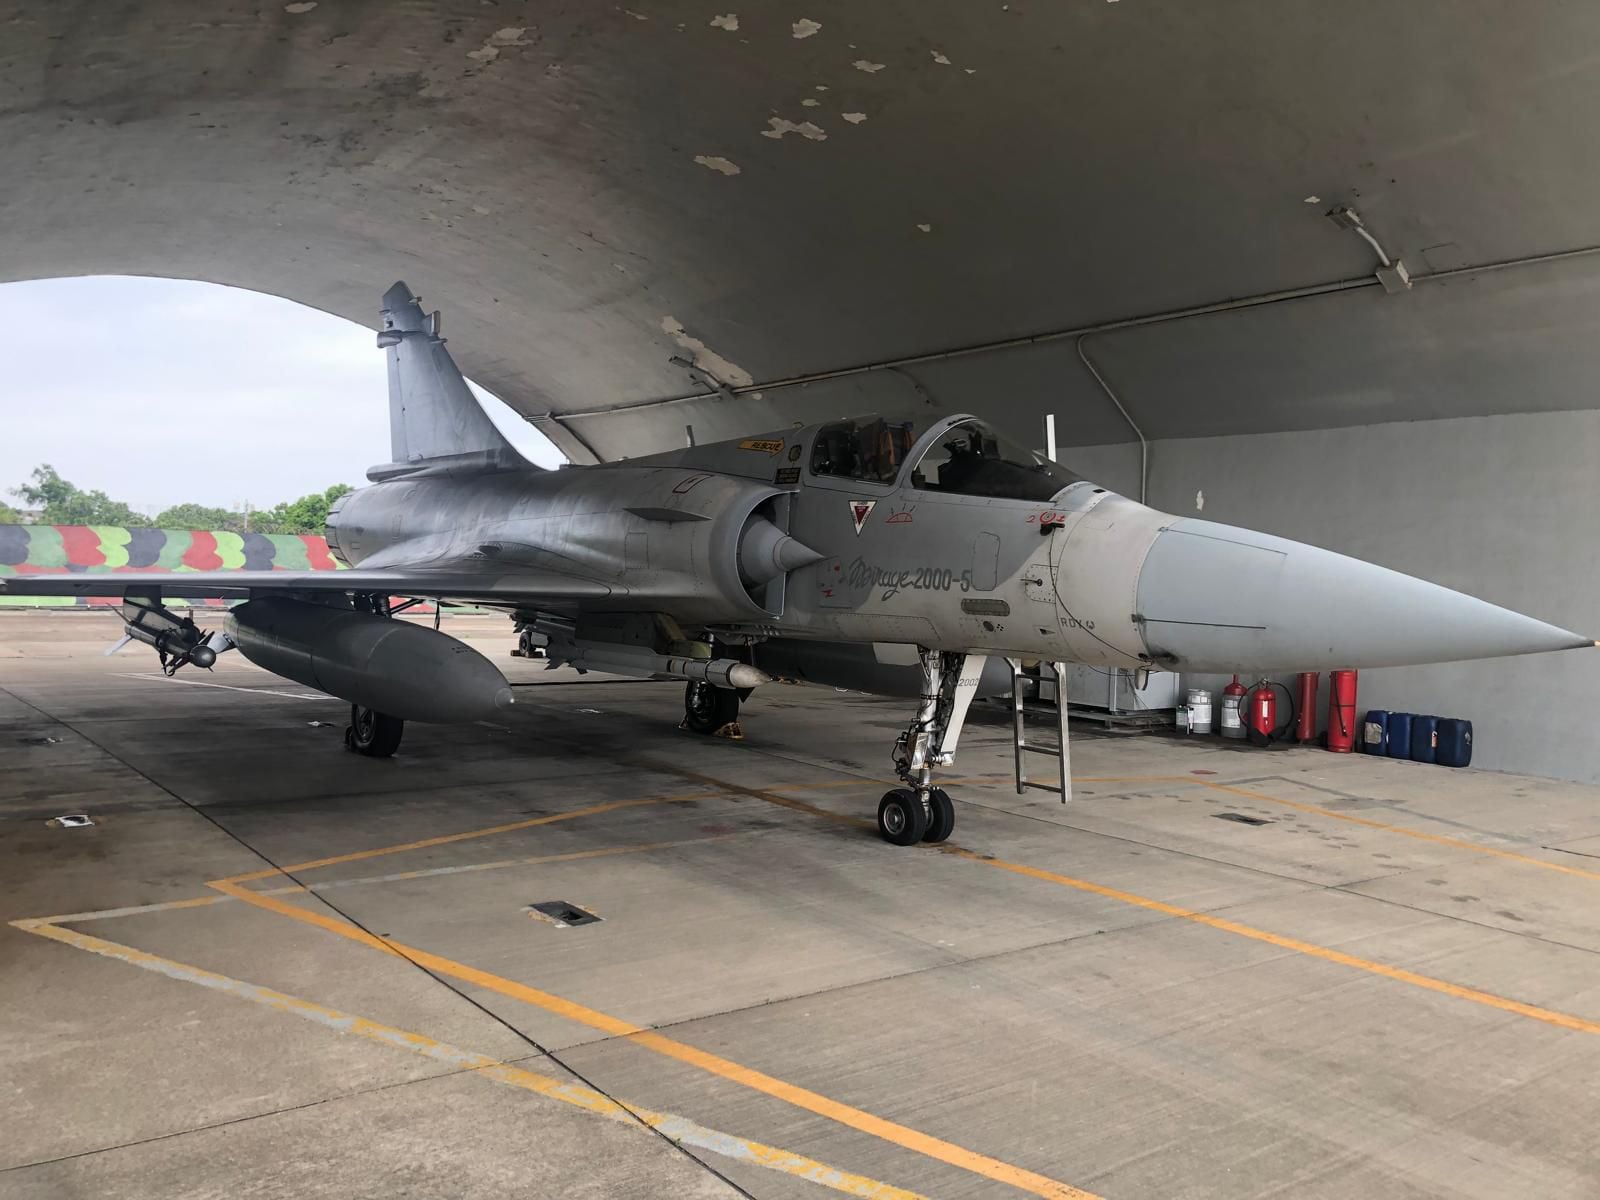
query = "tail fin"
(369, 282, 527, 481)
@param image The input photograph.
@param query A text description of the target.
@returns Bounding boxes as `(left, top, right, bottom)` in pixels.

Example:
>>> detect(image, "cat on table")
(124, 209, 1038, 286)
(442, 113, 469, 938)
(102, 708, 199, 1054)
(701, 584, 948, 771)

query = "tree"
(8, 463, 353, 534)
(0, 499, 18, 523)
(254, 483, 353, 535)
(12, 464, 148, 526)
(154, 502, 245, 532)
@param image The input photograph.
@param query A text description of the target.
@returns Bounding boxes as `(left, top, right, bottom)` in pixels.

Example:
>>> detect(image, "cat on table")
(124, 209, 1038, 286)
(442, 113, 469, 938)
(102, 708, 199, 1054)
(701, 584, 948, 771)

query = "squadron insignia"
(849, 500, 876, 535)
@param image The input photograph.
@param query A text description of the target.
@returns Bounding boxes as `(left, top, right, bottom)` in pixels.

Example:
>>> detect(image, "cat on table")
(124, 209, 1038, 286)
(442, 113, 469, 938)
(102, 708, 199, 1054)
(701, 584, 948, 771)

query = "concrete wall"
(1063, 411, 1600, 782)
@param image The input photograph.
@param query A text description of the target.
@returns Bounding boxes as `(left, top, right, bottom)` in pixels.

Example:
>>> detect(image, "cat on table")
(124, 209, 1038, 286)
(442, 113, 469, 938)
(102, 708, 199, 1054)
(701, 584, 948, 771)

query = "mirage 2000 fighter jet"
(5, 283, 1589, 844)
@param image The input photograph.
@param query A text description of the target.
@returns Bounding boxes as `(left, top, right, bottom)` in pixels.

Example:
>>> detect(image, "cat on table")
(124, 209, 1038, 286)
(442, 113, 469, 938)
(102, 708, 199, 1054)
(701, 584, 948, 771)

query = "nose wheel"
(877, 789, 927, 845)
(879, 649, 985, 845)
(878, 786, 956, 845)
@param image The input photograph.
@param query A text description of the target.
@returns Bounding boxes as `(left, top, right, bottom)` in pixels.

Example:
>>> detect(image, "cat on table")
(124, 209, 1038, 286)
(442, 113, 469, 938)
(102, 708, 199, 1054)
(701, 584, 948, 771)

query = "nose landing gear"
(878, 649, 985, 845)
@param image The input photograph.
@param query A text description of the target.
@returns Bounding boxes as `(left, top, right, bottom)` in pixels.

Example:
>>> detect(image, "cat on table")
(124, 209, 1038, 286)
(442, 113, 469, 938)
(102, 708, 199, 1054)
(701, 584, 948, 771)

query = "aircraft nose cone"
(1135, 519, 1591, 672)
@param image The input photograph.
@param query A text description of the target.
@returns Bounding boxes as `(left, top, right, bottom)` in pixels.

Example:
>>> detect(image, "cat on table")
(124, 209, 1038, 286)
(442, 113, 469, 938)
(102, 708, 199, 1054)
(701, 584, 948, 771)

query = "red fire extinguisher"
(1244, 679, 1294, 747)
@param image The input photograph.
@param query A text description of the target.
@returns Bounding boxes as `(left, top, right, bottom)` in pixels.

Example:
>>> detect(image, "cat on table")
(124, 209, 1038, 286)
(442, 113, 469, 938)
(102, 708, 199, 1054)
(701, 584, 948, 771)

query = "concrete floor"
(4, 610, 1600, 1200)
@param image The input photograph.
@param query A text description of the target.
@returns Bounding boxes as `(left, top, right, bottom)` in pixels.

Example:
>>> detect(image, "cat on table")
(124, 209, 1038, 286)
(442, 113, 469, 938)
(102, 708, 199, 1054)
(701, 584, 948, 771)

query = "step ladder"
(1008, 659, 1072, 804)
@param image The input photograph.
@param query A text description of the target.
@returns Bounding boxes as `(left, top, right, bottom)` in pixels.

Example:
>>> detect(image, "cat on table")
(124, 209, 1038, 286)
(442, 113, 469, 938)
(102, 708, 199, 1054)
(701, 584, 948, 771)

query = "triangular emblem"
(849, 500, 876, 535)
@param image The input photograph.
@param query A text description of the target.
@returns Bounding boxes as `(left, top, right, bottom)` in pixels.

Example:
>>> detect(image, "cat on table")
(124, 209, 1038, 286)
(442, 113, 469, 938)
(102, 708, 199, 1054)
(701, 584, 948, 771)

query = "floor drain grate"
(528, 900, 602, 928)
(1214, 812, 1271, 826)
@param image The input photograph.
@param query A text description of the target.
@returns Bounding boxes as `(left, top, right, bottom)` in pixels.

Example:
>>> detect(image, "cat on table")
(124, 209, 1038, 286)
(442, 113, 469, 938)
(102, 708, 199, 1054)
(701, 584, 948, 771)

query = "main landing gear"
(878, 648, 986, 846)
(681, 680, 743, 739)
(345, 704, 404, 757)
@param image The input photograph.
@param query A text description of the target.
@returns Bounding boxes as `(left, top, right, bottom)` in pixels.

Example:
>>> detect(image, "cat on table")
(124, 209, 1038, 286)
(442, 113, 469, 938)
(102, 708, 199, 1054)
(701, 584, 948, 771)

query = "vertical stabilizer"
(371, 282, 526, 479)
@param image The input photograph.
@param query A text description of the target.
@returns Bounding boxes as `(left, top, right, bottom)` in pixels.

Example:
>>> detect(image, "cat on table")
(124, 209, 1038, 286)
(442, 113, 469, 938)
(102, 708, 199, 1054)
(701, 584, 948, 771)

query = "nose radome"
(1134, 519, 1592, 673)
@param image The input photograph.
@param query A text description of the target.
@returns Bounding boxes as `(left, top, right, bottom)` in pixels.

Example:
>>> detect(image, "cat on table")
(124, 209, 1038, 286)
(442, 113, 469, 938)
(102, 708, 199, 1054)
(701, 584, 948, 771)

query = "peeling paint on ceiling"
(842, 112, 867, 124)
(11, 2, 1600, 467)
(761, 118, 826, 141)
(791, 18, 821, 39)
(660, 316, 755, 387)
(466, 27, 530, 63)
(693, 155, 742, 176)
(283, 1, 317, 12)
(710, 13, 739, 31)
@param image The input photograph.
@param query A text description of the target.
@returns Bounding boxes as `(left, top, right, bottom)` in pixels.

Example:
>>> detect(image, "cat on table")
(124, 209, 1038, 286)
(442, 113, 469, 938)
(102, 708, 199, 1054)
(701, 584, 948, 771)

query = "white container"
(1185, 688, 1213, 734)
(1220, 692, 1245, 738)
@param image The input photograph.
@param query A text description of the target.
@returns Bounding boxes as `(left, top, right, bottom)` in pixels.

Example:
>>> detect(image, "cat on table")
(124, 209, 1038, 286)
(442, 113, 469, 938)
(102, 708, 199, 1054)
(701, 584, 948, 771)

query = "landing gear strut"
(878, 648, 986, 846)
(345, 704, 404, 757)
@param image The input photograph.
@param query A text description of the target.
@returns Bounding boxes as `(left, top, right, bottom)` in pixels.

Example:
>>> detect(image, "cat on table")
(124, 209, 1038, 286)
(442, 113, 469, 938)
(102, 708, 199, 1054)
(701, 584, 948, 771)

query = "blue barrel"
(1409, 715, 1439, 764)
(1386, 713, 1413, 758)
(1361, 710, 1390, 755)
(1436, 718, 1474, 768)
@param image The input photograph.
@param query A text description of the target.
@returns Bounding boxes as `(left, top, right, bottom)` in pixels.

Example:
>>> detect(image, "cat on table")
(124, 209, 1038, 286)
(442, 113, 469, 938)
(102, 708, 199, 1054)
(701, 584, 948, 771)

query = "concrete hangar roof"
(5, 2, 1600, 464)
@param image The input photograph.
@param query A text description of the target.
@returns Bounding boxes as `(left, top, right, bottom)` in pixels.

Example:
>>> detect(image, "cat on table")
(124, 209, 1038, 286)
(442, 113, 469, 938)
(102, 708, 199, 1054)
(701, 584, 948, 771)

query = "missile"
(226, 597, 514, 722)
(1132, 518, 1591, 672)
(546, 639, 773, 689)
(117, 597, 217, 671)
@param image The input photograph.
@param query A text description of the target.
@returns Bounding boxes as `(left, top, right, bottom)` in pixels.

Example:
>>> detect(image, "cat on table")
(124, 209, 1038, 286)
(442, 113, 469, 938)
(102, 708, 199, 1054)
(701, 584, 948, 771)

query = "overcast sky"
(1, 276, 562, 516)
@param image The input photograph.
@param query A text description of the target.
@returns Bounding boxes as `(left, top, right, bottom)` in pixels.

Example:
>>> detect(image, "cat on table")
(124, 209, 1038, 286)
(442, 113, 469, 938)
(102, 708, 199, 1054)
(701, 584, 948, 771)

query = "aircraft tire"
(346, 704, 404, 757)
(877, 788, 928, 846)
(683, 681, 739, 735)
(923, 787, 955, 844)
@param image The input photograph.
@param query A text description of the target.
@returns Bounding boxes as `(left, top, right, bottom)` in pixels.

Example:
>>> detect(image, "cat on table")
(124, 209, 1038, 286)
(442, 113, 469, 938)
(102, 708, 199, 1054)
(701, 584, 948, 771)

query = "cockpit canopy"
(808, 416, 917, 484)
(809, 415, 1081, 501)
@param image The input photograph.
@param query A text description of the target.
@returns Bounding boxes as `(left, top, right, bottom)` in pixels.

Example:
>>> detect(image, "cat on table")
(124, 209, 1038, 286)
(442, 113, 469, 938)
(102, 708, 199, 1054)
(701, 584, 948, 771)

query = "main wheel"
(345, 704, 404, 757)
(923, 787, 955, 844)
(683, 681, 740, 734)
(877, 788, 929, 846)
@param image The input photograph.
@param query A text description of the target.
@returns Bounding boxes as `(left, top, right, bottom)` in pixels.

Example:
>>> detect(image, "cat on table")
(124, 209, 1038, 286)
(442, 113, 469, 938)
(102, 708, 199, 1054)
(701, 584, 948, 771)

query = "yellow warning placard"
(738, 438, 785, 456)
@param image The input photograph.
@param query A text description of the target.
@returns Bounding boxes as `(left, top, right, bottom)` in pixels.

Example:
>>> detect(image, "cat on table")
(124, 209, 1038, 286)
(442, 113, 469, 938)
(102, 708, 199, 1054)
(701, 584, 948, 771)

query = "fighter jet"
(5, 282, 1589, 844)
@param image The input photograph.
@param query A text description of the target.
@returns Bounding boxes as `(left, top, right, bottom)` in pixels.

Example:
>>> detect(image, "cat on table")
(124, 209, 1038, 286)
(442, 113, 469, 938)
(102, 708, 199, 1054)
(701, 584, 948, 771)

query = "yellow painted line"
(772, 775, 1012, 793)
(11, 920, 925, 1200)
(225, 774, 971, 890)
(942, 847, 1600, 1036)
(285, 832, 754, 894)
(1031, 773, 1600, 883)
(229, 792, 728, 883)
(207, 878, 1096, 1199)
(36, 833, 753, 925)
(1198, 780, 1600, 883)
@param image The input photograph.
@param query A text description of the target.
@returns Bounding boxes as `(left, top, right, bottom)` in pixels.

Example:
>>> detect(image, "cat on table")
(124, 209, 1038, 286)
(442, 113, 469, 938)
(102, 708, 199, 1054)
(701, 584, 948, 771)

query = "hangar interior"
(6, 3, 1600, 1199)
(8, 1, 1598, 775)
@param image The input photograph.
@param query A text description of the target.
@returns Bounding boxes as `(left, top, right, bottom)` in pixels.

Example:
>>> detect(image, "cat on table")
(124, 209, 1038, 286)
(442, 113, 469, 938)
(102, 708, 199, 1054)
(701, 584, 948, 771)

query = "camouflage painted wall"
(0, 525, 344, 606)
